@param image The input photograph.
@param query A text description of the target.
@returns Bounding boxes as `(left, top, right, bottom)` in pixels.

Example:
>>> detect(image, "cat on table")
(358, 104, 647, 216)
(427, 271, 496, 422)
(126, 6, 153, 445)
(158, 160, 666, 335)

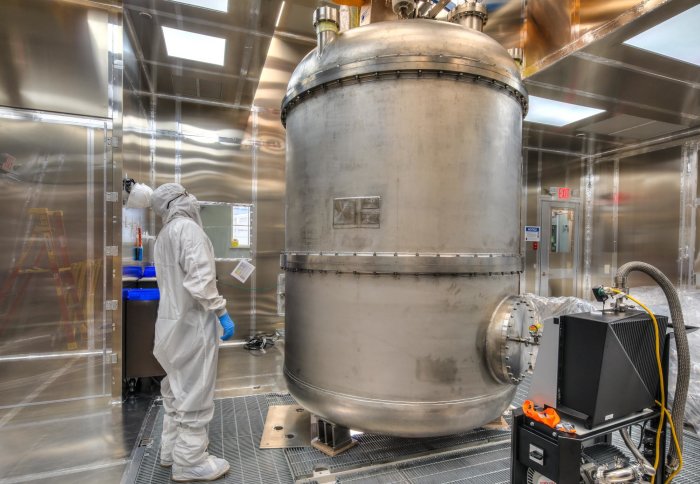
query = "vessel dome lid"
(282, 19, 528, 123)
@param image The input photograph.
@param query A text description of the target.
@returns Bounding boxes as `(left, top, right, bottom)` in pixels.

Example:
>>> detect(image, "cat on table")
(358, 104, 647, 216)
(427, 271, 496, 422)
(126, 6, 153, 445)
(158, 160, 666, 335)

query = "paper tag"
(231, 259, 255, 283)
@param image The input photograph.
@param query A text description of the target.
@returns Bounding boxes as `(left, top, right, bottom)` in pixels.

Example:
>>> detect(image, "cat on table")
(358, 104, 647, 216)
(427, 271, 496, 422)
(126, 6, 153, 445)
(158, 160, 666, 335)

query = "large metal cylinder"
(281, 19, 529, 437)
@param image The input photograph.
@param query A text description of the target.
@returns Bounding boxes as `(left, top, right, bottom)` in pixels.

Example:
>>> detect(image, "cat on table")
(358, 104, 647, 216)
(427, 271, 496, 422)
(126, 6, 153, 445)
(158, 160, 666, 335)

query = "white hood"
(151, 183, 203, 227)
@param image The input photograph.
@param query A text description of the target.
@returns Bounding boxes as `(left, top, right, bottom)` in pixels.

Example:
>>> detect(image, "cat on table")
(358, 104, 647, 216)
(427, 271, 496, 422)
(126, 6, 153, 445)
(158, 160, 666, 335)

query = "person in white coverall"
(148, 183, 235, 482)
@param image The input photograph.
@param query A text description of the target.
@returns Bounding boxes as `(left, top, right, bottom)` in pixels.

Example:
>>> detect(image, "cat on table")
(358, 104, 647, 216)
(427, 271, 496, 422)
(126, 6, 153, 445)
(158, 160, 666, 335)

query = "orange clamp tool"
(522, 400, 561, 428)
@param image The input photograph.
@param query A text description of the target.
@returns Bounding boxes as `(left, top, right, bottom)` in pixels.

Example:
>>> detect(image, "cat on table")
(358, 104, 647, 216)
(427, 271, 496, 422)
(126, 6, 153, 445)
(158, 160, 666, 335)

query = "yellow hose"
(608, 288, 683, 482)
(655, 401, 684, 483)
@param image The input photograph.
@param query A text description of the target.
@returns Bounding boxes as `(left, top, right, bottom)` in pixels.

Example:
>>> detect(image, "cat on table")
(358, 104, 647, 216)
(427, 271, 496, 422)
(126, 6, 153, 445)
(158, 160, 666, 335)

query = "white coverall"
(151, 183, 227, 468)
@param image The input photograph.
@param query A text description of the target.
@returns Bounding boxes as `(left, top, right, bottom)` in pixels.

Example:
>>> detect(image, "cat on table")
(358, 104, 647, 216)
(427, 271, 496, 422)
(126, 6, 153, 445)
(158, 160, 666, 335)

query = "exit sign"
(549, 187, 571, 200)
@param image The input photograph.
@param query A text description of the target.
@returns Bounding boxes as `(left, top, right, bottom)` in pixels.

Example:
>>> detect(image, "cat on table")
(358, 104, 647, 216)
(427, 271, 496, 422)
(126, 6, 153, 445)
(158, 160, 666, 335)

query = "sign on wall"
(524, 226, 541, 242)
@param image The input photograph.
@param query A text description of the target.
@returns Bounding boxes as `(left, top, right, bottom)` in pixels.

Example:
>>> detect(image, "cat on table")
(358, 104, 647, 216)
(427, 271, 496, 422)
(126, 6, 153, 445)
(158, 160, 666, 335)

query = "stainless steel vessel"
(281, 16, 529, 437)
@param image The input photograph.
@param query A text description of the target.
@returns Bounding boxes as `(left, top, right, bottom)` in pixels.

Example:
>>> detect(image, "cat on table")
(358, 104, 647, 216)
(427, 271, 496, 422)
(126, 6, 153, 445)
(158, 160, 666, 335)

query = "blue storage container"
(124, 288, 160, 301)
(123, 266, 143, 278)
(142, 266, 156, 278)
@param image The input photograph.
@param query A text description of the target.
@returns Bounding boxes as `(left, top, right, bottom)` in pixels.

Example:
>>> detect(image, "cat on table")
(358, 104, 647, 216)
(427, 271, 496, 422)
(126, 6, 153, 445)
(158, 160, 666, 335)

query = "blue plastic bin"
(124, 288, 160, 301)
(123, 266, 143, 278)
(142, 266, 156, 278)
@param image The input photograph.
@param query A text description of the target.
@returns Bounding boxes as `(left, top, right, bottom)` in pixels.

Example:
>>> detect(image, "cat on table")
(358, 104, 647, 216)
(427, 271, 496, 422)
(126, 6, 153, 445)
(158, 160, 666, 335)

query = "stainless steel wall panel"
(178, 136, 253, 203)
(524, 0, 680, 76)
(179, 104, 252, 141)
(617, 147, 682, 286)
(122, 93, 151, 181)
(250, 108, 286, 335)
(153, 135, 178, 187)
(122, 89, 154, 263)
(124, 0, 280, 109)
(578, 0, 643, 36)
(153, 98, 179, 138)
(589, 160, 616, 287)
(528, 55, 697, 128)
(179, 133, 255, 332)
(122, 20, 151, 184)
(484, 0, 525, 51)
(525, 0, 573, 69)
(215, 260, 253, 334)
(0, 2, 130, 481)
(123, 18, 143, 95)
(539, 153, 583, 194)
(0, 1, 110, 117)
(0, 116, 109, 404)
(523, 150, 540, 294)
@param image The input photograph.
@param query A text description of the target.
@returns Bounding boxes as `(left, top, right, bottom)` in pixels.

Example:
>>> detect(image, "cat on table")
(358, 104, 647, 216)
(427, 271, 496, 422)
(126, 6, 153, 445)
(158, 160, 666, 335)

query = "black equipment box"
(123, 290, 165, 379)
(557, 311, 668, 428)
(510, 406, 664, 484)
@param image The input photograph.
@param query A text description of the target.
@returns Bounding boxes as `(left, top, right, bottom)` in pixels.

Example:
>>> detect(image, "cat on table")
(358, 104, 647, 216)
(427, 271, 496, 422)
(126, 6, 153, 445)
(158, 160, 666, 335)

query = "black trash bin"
(123, 288, 165, 379)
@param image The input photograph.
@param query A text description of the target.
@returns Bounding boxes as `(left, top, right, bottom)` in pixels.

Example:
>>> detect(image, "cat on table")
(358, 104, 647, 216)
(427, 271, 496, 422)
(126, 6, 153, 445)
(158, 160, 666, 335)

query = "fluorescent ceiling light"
(623, 4, 700, 67)
(167, 0, 228, 12)
(162, 26, 226, 66)
(525, 96, 605, 127)
(276, 1, 286, 28)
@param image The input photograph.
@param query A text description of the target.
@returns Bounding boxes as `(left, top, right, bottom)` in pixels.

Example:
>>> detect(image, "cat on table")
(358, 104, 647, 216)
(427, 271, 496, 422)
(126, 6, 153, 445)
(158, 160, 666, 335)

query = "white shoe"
(171, 455, 230, 482)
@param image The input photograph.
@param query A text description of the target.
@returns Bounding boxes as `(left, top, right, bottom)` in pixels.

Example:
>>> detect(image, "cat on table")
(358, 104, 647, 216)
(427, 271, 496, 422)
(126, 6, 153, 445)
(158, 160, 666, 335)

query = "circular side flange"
(485, 295, 538, 385)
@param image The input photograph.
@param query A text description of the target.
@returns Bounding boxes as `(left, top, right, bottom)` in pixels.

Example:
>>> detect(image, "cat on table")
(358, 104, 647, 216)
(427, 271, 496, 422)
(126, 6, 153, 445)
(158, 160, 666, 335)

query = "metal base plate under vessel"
(281, 17, 529, 438)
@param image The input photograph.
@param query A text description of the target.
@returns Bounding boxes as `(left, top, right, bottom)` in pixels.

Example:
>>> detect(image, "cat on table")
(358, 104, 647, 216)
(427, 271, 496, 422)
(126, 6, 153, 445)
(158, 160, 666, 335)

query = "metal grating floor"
(333, 443, 513, 484)
(133, 394, 295, 484)
(286, 427, 511, 479)
(129, 375, 700, 484)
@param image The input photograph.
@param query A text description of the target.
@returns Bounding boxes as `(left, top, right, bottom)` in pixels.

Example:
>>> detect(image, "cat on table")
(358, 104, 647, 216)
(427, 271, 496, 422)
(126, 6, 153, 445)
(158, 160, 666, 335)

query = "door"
(539, 200, 580, 297)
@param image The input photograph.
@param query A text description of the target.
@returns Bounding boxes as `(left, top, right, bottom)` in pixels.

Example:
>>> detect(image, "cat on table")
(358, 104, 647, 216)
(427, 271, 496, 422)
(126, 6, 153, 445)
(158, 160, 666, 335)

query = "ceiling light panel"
(276, 1, 286, 28)
(167, 0, 228, 13)
(162, 26, 226, 66)
(525, 96, 605, 127)
(623, 4, 700, 67)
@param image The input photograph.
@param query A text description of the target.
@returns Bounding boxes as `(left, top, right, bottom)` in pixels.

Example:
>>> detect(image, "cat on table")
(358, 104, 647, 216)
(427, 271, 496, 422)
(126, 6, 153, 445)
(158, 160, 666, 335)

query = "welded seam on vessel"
(281, 252, 523, 275)
(281, 68, 528, 125)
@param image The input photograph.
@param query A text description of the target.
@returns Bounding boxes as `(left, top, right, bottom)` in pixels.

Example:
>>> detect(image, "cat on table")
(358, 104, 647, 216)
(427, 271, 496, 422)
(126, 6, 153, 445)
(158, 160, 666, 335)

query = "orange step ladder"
(0, 209, 87, 349)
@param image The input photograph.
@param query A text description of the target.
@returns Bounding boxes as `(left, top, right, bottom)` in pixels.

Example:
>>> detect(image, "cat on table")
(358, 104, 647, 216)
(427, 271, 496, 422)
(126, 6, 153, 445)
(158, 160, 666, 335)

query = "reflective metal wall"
(524, 0, 672, 75)
(523, 150, 584, 295)
(0, 0, 111, 117)
(0, 117, 108, 372)
(0, 0, 118, 403)
(523, 138, 700, 297)
(121, 27, 309, 341)
(617, 147, 682, 285)
(0, 1, 129, 481)
(249, 36, 311, 336)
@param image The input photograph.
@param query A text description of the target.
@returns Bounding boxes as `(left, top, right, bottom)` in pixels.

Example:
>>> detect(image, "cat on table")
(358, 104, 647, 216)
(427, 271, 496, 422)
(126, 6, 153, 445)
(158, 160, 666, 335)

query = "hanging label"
(231, 259, 255, 283)
(524, 226, 541, 242)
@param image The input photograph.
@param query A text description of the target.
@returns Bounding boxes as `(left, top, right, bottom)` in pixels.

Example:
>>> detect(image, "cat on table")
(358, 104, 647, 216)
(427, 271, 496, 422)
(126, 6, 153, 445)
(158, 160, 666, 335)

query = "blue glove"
(218, 312, 235, 341)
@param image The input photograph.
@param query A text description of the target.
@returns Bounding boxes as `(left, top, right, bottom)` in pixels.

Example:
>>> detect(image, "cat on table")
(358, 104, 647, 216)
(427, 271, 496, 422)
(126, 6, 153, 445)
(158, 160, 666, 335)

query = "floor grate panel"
(285, 426, 511, 480)
(334, 443, 513, 484)
(133, 395, 293, 484)
(129, 375, 700, 484)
